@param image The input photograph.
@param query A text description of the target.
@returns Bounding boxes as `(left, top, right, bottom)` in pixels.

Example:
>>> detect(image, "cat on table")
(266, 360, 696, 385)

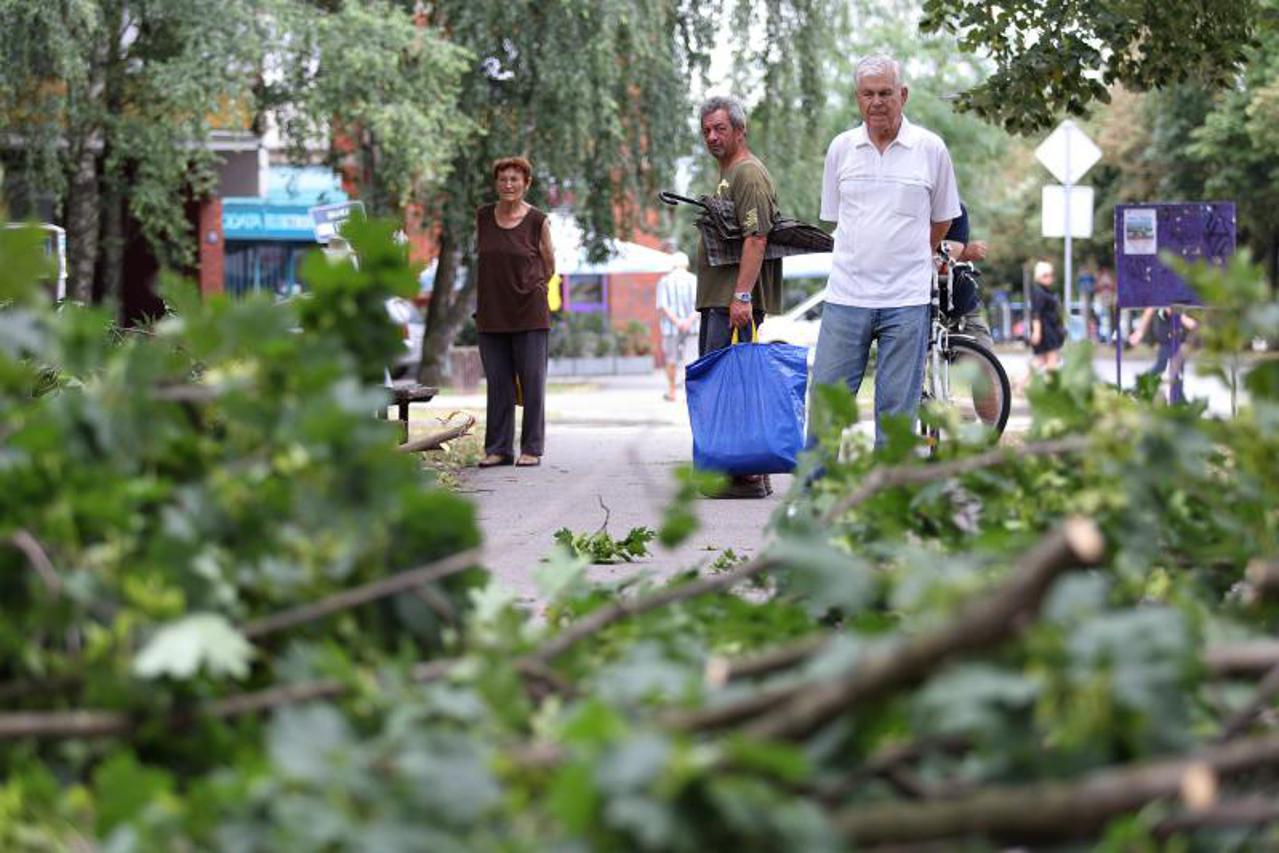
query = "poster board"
(1114, 202, 1235, 308)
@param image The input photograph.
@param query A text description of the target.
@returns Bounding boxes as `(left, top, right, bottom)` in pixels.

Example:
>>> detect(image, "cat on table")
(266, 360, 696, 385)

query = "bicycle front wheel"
(926, 337, 1011, 437)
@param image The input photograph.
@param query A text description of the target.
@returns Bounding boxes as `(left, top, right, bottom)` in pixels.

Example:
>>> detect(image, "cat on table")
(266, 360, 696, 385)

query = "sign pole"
(1063, 121, 1074, 336)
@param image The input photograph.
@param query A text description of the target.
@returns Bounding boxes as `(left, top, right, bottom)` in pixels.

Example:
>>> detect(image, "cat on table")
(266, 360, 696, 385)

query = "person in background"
(1129, 306, 1199, 383)
(693, 94, 783, 498)
(1077, 269, 1097, 341)
(1026, 259, 1066, 380)
(474, 155, 556, 469)
(1094, 266, 1116, 343)
(655, 250, 700, 402)
(938, 202, 993, 351)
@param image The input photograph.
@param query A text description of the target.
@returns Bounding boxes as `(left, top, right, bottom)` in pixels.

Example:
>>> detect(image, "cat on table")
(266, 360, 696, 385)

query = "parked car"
(757, 287, 824, 349)
(755, 252, 832, 351)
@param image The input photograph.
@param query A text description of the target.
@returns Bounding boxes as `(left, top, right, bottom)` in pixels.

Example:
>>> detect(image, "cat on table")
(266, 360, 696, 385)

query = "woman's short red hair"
(492, 156, 533, 183)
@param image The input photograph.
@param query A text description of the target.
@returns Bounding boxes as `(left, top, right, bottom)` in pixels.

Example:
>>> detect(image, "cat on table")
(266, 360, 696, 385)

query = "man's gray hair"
(855, 54, 904, 88)
(699, 95, 747, 132)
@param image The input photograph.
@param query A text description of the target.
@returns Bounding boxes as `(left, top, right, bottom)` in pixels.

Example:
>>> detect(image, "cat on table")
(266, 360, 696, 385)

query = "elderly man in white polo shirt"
(810, 54, 960, 448)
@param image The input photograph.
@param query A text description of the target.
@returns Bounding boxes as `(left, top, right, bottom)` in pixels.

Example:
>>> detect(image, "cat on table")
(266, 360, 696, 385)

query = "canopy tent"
(548, 212, 676, 276)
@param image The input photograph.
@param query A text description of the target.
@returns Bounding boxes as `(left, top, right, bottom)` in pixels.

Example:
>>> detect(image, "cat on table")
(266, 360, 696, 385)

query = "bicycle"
(920, 252, 1011, 444)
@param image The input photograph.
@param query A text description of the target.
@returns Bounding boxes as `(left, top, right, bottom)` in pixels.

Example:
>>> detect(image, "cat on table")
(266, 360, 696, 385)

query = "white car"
(757, 252, 832, 350)
(757, 287, 825, 349)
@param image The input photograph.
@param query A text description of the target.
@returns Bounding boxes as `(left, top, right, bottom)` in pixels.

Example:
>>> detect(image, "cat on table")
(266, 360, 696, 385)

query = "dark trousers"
(698, 307, 765, 356)
(478, 330, 548, 458)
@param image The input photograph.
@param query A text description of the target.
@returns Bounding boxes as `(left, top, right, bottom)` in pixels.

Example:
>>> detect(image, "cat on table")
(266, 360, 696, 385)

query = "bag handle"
(658, 190, 709, 211)
(730, 316, 759, 345)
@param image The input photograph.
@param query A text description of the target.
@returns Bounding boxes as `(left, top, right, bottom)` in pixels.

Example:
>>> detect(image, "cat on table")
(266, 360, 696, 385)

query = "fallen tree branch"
(524, 439, 1090, 670)
(1217, 662, 1279, 742)
(0, 656, 465, 741)
(821, 436, 1091, 524)
(0, 674, 83, 704)
(526, 555, 780, 666)
(665, 520, 1103, 737)
(398, 412, 475, 453)
(803, 735, 974, 806)
(1152, 797, 1279, 838)
(9, 529, 64, 596)
(663, 680, 799, 732)
(7, 530, 117, 622)
(722, 620, 1278, 689)
(709, 633, 831, 684)
(1204, 641, 1279, 678)
(242, 548, 482, 640)
(1245, 558, 1279, 600)
(743, 518, 1104, 741)
(0, 710, 129, 739)
(835, 734, 1279, 846)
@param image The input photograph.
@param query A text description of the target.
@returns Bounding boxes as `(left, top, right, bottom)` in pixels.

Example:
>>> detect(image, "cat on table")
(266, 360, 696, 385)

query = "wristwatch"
(733, 292, 752, 304)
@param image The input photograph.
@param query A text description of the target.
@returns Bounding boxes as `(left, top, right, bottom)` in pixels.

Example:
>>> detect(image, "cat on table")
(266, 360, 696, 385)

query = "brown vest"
(474, 204, 551, 333)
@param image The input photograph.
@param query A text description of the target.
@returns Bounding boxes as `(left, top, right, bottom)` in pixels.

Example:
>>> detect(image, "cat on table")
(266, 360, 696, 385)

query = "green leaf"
(768, 536, 875, 617)
(596, 732, 670, 794)
(91, 753, 174, 837)
(267, 705, 354, 785)
(547, 762, 599, 834)
(132, 613, 253, 680)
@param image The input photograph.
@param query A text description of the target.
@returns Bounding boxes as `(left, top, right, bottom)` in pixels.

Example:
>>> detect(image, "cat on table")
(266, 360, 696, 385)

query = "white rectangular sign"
(309, 200, 365, 244)
(1041, 185, 1094, 238)
(1122, 208, 1158, 255)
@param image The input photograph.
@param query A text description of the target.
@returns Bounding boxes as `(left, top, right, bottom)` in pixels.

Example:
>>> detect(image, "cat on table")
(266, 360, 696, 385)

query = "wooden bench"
(382, 383, 438, 440)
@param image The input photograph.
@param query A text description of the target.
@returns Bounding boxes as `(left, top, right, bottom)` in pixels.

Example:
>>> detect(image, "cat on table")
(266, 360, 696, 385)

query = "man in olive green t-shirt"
(694, 94, 783, 498)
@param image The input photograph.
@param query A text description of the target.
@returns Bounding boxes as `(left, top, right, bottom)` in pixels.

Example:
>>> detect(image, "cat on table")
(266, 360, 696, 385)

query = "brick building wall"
(197, 197, 224, 297)
(607, 271, 664, 365)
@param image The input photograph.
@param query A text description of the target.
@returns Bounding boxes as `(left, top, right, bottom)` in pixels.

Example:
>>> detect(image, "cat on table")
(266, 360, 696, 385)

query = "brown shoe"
(705, 474, 768, 499)
(515, 454, 541, 467)
(477, 454, 513, 468)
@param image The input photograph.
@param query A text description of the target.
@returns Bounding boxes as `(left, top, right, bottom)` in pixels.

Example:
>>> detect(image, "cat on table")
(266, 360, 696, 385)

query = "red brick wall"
(608, 271, 663, 366)
(198, 197, 224, 297)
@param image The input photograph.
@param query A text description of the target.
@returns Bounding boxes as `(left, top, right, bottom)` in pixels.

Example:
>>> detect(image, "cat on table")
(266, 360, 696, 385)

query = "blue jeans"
(699, 307, 765, 356)
(808, 303, 930, 447)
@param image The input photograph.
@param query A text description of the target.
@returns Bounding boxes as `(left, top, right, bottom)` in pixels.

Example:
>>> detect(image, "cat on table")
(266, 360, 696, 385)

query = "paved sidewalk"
(427, 372, 791, 603)
(418, 349, 1235, 605)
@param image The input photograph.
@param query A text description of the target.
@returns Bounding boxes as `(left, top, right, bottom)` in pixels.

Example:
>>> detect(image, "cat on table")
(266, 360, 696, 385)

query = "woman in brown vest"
(475, 156, 556, 468)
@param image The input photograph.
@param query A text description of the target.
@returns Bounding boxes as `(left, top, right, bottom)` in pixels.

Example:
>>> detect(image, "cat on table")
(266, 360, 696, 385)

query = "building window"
(224, 242, 307, 299)
(565, 274, 607, 313)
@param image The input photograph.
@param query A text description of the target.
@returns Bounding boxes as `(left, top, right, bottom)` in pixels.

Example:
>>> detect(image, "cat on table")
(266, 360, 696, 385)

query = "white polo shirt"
(820, 116, 961, 308)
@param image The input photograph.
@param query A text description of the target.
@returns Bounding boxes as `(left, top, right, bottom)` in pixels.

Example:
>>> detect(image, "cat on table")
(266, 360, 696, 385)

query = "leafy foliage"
(415, 0, 727, 382)
(4, 227, 1279, 849)
(921, 0, 1262, 133)
(553, 526, 657, 564)
(0, 0, 472, 302)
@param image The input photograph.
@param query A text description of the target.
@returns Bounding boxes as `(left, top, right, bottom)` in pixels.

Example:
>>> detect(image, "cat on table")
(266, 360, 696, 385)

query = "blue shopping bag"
(685, 340, 809, 475)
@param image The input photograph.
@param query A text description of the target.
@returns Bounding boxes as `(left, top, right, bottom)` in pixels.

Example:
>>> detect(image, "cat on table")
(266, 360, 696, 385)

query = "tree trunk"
(99, 181, 124, 308)
(98, 0, 126, 308)
(63, 140, 101, 304)
(416, 225, 476, 385)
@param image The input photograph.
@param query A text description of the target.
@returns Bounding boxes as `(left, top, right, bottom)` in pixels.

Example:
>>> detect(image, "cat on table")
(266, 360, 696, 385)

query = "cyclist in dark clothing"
(939, 203, 993, 350)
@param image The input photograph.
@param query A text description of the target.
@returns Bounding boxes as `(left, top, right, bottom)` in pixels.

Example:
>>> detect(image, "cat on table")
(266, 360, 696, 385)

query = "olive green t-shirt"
(694, 155, 783, 314)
